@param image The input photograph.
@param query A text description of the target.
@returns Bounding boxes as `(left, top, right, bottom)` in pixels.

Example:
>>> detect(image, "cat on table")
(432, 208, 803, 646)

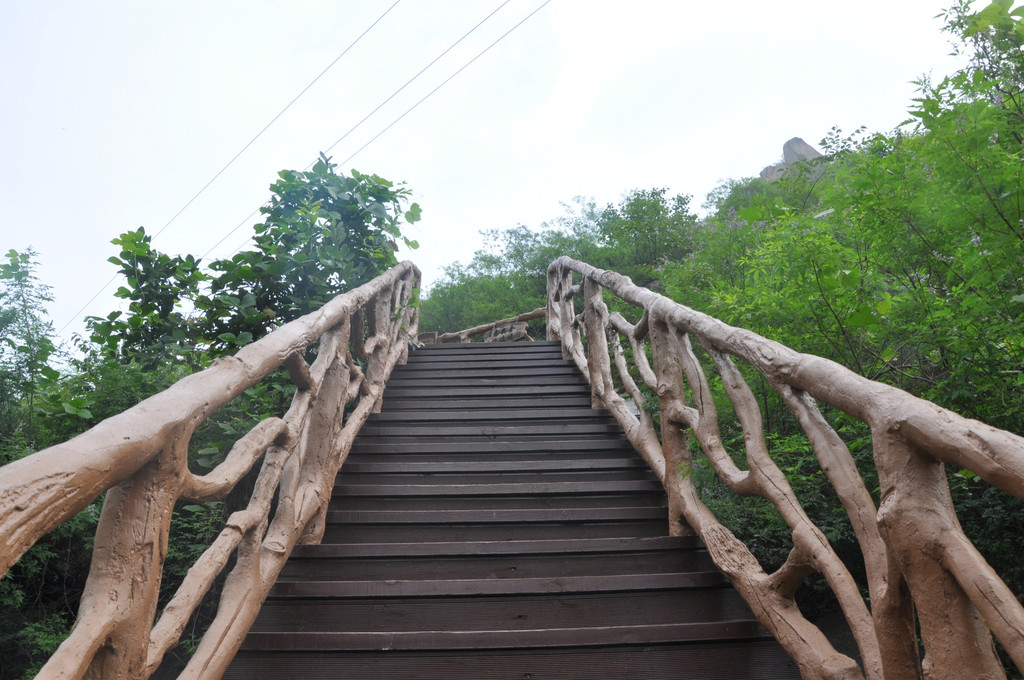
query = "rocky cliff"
(759, 137, 823, 181)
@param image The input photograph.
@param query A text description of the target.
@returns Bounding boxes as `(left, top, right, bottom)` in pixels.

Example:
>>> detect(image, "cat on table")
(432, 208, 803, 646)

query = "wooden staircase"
(224, 341, 800, 678)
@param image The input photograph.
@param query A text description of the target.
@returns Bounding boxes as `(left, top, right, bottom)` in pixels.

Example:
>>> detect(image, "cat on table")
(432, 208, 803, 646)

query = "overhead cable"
(321, 0, 514, 160)
(337, 0, 552, 167)
(151, 0, 403, 242)
(203, 0, 523, 262)
(57, 1, 402, 336)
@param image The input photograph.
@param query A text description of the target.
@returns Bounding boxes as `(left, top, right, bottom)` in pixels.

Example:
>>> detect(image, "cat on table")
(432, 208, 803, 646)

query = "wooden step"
(330, 492, 667, 512)
(395, 357, 574, 370)
(333, 480, 664, 497)
(383, 374, 589, 388)
(395, 358, 581, 374)
(247, 588, 757, 636)
(226, 340, 800, 679)
(356, 424, 627, 440)
(278, 539, 715, 582)
(366, 407, 611, 422)
(223, 641, 800, 680)
(349, 437, 632, 455)
(319, 519, 667, 543)
(380, 395, 594, 411)
(340, 456, 648, 473)
(325, 506, 667, 525)
(412, 340, 563, 352)
(335, 468, 657, 485)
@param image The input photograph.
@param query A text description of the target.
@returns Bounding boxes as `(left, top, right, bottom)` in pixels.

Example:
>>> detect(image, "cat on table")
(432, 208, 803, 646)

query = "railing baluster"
(545, 255, 1024, 680)
(0, 262, 420, 679)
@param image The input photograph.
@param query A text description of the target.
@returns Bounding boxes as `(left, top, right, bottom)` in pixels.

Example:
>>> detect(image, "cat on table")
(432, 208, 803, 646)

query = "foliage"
(89, 154, 421, 360)
(197, 157, 420, 354)
(88, 228, 206, 367)
(0, 249, 58, 445)
(6, 2, 1024, 673)
(0, 156, 421, 675)
(420, 190, 696, 332)
(0, 438, 98, 680)
(420, 4, 1024, 656)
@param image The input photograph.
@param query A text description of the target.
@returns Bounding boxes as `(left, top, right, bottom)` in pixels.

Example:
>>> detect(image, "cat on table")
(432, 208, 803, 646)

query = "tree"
(89, 154, 421, 360)
(419, 191, 696, 333)
(0, 249, 58, 444)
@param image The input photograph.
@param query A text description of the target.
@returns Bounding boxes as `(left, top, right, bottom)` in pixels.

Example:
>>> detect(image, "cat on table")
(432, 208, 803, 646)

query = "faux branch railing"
(0, 261, 420, 679)
(426, 307, 545, 343)
(546, 256, 1024, 680)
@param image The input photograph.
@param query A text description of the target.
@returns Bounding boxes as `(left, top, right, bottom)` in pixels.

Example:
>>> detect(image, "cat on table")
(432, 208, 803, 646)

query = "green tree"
(0, 249, 58, 444)
(89, 154, 421, 359)
(420, 190, 696, 333)
(198, 156, 421, 353)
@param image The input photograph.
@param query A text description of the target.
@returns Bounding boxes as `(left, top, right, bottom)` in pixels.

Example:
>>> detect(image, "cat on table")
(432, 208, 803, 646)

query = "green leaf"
(847, 305, 876, 330)
(737, 207, 761, 223)
(404, 203, 423, 223)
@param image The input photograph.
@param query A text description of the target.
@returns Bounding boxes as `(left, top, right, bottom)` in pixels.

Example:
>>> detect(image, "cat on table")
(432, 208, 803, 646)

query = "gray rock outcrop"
(760, 137, 823, 181)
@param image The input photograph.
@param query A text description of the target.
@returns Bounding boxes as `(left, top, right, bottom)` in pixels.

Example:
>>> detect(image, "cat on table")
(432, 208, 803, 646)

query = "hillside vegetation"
(419, 0, 1024, 639)
(1, 1, 1023, 677)
(424, 0, 1024, 437)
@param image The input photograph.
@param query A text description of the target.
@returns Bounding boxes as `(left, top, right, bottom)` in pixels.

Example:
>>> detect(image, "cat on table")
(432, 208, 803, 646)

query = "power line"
(321, 0, 514, 160)
(59, 0, 551, 337)
(57, 1, 402, 336)
(338, 0, 552, 168)
(202, 0, 525, 262)
(151, 0, 403, 242)
(199, 207, 263, 261)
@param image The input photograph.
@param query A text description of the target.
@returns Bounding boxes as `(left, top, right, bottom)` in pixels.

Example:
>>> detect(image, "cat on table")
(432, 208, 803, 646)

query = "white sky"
(0, 1, 969, 344)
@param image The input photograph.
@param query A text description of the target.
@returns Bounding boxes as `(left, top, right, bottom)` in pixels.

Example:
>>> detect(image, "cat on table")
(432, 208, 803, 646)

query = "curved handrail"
(0, 261, 420, 679)
(425, 307, 545, 344)
(546, 256, 1024, 680)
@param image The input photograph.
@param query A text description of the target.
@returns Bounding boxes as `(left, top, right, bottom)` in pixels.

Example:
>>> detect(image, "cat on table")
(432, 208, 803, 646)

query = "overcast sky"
(1, 1, 969, 344)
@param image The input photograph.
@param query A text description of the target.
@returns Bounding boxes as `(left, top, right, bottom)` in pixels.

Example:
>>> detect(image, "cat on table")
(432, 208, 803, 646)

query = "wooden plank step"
(341, 457, 648, 473)
(349, 438, 634, 455)
(225, 640, 800, 680)
(381, 384, 591, 398)
(346, 447, 642, 461)
(333, 480, 664, 497)
(366, 407, 611, 422)
(319, 520, 666, 543)
(380, 395, 594, 411)
(397, 358, 577, 368)
(330, 493, 667, 512)
(355, 422, 626, 438)
(391, 365, 580, 379)
(288, 536, 702, 559)
(397, 358, 573, 370)
(405, 351, 564, 362)
(247, 588, 755, 633)
(335, 470, 656, 485)
(278, 542, 713, 580)
(268, 571, 724, 598)
(241, 620, 767, 652)
(385, 372, 593, 383)
(412, 340, 562, 352)
(352, 436, 630, 450)
(227, 340, 801, 678)
(324, 506, 667, 525)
